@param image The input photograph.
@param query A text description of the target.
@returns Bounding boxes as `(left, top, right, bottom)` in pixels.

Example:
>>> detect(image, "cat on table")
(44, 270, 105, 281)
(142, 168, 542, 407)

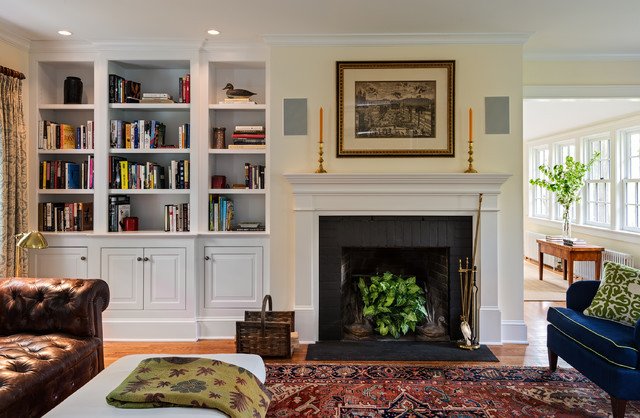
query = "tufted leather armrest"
(0, 278, 109, 339)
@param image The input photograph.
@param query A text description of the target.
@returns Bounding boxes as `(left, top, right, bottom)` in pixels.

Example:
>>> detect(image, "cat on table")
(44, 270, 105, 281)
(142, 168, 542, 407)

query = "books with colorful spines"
(231, 133, 265, 139)
(227, 144, 266, 150)
(232, 138, 265, 145)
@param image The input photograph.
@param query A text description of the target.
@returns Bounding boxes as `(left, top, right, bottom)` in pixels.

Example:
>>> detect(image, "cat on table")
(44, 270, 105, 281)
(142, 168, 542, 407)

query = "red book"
(231, 133, 265, 139)
(185, 74, 190, 104)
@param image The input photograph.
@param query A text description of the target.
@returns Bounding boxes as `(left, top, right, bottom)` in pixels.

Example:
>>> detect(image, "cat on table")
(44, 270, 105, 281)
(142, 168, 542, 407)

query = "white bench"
(45, 353, 266, 417)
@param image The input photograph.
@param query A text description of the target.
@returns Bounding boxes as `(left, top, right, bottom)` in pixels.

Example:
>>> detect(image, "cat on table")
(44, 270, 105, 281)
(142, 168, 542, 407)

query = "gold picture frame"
(336, 60, 455, 157)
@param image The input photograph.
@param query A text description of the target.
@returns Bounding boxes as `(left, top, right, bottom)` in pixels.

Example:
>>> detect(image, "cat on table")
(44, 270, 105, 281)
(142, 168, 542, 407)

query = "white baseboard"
(501, 320, 528, 344)
(103, 319, 198, 341)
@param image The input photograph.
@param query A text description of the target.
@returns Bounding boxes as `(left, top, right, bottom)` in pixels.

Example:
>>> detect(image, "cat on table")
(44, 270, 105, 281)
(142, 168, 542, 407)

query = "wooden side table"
(537, 239, 605, 286)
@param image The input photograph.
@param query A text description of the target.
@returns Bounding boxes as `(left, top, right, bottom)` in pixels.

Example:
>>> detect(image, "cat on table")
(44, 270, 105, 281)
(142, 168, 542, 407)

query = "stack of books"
(140, 93, 174, 103)
(219, 97, 256, 105)
(545, 235, 564, 243)
(233, 222, 265, 232)
(228, 125, 265, 149)
(563, 237, 587, 246)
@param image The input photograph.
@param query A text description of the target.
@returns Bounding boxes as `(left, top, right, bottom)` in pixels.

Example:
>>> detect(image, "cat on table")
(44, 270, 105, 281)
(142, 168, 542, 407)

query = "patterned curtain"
(0, 72, 28, 277)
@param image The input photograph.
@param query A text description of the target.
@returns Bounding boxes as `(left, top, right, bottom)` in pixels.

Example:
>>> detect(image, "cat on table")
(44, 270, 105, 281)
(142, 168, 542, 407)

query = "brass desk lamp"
(15, 231, 48, 276)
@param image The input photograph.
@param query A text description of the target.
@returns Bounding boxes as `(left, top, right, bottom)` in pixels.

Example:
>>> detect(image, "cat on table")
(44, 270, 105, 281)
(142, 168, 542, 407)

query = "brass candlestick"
(464, 141, 477, 173)
(315, 140, 326, 173)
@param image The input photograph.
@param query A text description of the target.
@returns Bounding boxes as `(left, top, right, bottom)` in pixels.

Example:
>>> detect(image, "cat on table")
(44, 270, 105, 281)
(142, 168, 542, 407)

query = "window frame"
(583, 133, 612, 227)
(621, 126, 640, 233)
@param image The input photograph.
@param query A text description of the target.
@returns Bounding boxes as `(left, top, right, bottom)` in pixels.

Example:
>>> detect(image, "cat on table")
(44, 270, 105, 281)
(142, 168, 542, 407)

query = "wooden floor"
(104, 300, 568, 368)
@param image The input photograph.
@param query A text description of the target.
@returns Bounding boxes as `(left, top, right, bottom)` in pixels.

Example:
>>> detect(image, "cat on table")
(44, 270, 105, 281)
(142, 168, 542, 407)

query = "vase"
(64, 76, 83, 104)
(561, 205, 572, 238)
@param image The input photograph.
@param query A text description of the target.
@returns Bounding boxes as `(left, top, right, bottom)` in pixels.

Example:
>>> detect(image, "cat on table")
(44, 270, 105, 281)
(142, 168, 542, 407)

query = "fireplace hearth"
(319, 216, 472, 342)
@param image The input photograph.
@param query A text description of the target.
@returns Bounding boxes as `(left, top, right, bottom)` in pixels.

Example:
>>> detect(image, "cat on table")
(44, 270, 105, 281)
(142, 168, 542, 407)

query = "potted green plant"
(358, 271, 427, 339)
(529, 152, 600, 238)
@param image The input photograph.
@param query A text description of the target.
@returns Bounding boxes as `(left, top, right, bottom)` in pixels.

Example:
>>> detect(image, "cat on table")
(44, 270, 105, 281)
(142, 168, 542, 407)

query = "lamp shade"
(16, 231, 49, 249)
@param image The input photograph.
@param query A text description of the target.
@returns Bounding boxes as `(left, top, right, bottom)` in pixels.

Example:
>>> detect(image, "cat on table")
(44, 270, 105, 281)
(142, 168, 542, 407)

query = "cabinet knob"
(137, 257, 142, 261)
(80, 256, 86, 261)
(204, 256, 210, 261)
(143, 257, 149, 262)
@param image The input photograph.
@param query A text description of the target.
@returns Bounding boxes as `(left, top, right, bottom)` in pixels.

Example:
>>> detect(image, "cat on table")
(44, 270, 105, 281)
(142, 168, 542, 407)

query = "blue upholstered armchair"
(547, 280, 640, 418)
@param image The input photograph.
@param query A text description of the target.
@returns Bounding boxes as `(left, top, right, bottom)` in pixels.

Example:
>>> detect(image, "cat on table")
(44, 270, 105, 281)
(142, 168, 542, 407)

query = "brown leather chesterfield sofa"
(0, 277, 109, 418)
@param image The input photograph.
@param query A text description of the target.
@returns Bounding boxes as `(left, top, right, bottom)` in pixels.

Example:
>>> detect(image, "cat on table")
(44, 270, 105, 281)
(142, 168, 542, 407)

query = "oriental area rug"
(264, 364, 640, 417)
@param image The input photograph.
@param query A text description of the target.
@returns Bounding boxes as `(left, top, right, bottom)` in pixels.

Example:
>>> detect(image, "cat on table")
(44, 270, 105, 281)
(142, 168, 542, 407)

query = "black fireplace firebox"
(318, 216, 472, 341)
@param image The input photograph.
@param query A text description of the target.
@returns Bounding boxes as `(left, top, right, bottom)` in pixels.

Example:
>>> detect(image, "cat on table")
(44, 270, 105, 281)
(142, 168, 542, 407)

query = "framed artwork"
(336, 60, 455, 157)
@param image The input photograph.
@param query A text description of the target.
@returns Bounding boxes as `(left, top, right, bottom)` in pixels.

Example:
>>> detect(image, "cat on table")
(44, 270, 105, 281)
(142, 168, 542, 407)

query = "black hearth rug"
(305, 341, 498, 362)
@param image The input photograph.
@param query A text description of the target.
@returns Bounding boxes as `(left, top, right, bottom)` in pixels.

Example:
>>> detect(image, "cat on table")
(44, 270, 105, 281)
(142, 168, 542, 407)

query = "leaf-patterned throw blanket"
(106, 357, 271, 417)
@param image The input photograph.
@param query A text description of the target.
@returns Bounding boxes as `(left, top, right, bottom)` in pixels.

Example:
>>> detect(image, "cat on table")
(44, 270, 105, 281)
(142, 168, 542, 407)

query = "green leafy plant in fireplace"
(358, 271, 427, 339)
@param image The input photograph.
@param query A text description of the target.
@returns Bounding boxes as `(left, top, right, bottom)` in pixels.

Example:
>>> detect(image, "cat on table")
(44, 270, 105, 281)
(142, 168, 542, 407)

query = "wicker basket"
(236, 295, 295, 358)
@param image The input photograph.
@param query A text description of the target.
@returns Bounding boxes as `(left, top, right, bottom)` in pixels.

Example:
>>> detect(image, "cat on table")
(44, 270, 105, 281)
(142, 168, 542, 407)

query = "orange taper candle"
(320, 107, 323, 143)
(468, 107, 473, 143)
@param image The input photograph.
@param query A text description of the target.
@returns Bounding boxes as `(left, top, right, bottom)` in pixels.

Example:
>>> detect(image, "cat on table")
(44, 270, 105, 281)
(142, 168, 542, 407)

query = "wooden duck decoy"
(222, 83, 256, 99)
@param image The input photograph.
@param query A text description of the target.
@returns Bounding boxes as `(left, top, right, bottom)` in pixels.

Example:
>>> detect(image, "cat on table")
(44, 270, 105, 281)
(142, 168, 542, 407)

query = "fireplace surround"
(284, 173, 511, 344)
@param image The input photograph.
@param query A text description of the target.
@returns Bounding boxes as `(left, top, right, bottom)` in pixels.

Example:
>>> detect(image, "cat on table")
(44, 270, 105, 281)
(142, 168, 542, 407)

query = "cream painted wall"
(268, 44, 525, 330)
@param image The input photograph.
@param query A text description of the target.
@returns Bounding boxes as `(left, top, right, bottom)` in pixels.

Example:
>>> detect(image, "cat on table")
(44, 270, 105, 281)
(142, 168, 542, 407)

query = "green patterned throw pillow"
(584, 261, 640, 326)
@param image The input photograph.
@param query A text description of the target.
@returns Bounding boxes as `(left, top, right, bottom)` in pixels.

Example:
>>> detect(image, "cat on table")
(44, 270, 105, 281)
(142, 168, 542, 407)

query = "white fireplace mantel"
(283, 172, 511, 344)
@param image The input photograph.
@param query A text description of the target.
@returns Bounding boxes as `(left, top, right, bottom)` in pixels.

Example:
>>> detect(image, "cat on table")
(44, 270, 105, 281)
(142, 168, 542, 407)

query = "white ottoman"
(45, 353, 266, 417)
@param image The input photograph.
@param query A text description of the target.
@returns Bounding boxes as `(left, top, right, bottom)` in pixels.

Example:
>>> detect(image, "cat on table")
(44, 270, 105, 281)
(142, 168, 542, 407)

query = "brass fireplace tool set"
(458, 193, 483, 350)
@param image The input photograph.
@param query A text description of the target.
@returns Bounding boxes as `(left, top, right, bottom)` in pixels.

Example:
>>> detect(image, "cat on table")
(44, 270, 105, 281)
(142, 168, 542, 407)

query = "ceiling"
(0, 0, 639, 57)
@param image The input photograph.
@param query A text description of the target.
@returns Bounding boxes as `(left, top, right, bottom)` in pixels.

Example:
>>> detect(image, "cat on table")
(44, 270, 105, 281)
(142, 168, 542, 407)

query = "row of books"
(40, 157, 94, 190)
(38, 201, 93, 232)
(109, 74, 141, 103)
(243, 163, 265, 189)
(167, 159, 190, 189)
(164, 203, 190, 232)
(208, 195, 234, 231)
(178, 74, 190, 103)
(110, 119, 169, 149)
(109, 156, 166, 190)
(38, 120, 94, 150)
(177, 123, 190, 149)
(108, 195, 130, 232)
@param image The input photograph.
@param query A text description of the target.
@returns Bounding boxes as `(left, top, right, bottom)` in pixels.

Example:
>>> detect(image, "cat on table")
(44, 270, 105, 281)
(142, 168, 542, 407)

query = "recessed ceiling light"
(58, 30, 72, 36)
(207, 29, 220, 36)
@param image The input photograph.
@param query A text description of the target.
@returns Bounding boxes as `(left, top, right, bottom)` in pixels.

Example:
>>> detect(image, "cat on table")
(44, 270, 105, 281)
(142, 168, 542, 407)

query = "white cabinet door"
(144, 247, 186, 310)
(101, 248, 144, 310)
(204, 246, 263, 309)
(30, 247, 88, 278)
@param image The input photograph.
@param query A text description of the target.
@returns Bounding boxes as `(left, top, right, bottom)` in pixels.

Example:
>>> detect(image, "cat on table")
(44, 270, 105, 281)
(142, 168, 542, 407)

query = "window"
(584, 135, 611, 226)
(622, 128, 640, 232)
(531, 146, 550, 218)
(555, 142, 577, 221)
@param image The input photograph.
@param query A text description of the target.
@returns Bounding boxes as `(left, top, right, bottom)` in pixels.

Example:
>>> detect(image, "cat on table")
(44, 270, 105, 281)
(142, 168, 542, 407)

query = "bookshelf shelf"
(108, 189, 190, 195)
(37, 189, 94, 195)
(208, 188, 266, 195)
(109, 103, 190, 111)
(109, 148, 190, 154)
(209, 104, 266, 110)
(208, 149, 266, 155)
(38, 149, 94, 155)
(39, 104, 95, 110)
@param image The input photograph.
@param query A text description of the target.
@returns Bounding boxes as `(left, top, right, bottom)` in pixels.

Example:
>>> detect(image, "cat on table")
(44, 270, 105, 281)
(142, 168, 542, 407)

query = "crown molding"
(263, 32, 531, 46)
(92, 39, 204, 52)
(0, 25, 30, 51)
(523, 85, 640, 99)
(524, 52, 640, 61)
(29, 40, 97, 54)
